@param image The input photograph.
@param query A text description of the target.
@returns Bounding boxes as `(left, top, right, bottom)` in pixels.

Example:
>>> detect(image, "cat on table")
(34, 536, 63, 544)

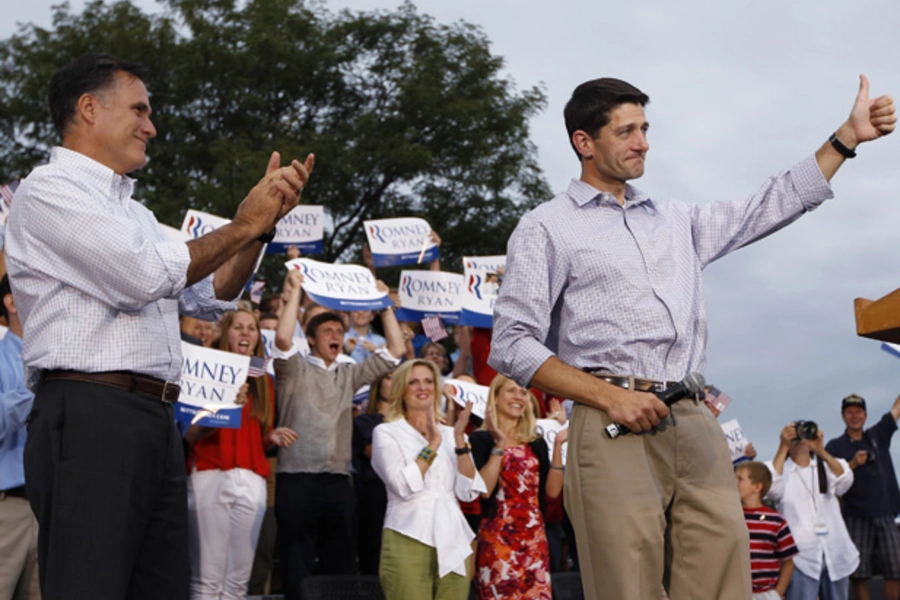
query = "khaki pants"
(565, 399, 751, 600)
(379, 528, 470, 600)
(0, 495, 40, 599)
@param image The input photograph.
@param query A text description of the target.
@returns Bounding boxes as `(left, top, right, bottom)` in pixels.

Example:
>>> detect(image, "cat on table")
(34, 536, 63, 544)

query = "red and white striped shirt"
(743, 505, 798, 593)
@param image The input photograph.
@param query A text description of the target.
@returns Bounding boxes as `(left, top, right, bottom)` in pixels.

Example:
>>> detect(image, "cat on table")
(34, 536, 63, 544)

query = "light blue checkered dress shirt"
(489, 155, 833, 385)
(6, 147, 236, 389)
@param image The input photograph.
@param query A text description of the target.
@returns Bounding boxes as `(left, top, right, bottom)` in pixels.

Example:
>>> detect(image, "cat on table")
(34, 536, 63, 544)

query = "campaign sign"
(181, 209, 231, 240)
(535, 419, 568, 465)
(445, 378, 490, 419)
(882, 343, 900, 360)
(364, 217, 439, 267)
(459, 255, 506, 328)
(174, 342, 250, 429)
(720, 418, 749, 464)
(394, 271, 463, 324)
(161, 223, 190, 243)
(286, 258, 393, 312)
(260, 329, 277, 376)
(266, 205, 324, 255)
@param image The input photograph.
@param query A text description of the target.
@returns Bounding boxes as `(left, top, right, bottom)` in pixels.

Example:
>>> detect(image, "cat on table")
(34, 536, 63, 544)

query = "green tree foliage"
(0, 0, 549, 284)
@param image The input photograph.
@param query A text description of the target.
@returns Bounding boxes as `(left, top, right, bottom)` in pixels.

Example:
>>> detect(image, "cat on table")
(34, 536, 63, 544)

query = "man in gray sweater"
(273, 269, 405, 599)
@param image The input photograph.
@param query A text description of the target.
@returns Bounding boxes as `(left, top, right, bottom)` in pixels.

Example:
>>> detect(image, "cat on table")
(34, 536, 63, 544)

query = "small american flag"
(421, 316, 448, 342)
(248, 355, 271, 378)
(0, 179, 18, 206)
(249, 280, 266, 305)
(0, 179, 20, 224)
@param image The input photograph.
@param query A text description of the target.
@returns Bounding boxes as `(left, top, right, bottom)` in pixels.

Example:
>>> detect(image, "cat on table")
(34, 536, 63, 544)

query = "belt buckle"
(161, 381, 177, 405)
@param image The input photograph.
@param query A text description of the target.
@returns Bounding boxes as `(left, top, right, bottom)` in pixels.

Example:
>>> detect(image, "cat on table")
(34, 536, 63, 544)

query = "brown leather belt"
(42, 370, 181, 404)
(0, 485, 26, 500)
(592, 373, 674, 393)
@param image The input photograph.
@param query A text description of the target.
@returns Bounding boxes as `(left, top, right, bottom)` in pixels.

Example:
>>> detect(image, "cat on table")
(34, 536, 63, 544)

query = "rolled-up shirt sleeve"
(765, 461, 784, 502)
(179, 272, 239, 323)
(489, 213, 564, 387)
(372, 425, 425, 500)
(829, 458, 854, 496)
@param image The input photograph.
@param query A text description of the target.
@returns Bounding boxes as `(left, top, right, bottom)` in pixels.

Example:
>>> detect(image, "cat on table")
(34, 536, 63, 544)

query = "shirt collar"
(304, 353, 339, 371)
(0, 329, 23, 351)
(566, 178, 654, 209)
(51, 146, 136, 203)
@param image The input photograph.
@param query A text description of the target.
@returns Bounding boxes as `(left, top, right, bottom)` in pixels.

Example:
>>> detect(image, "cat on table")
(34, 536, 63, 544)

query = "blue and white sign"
(445, 378, 490, 419)
(161, 223, 190, 243)
(364, 217, 439, 267)
(882, 342, 900, 359)
(394, 270, 463, 324)
(181, 209, 231, 239)
(721, 418, 749, 465)
(174, 342, 250, 429)
(266, 205, 325, 254)
(287, 258, 393, 312)
(260, 329, 277, 376)
(535, 419, 568, 464)
(459, 255, 505, 328)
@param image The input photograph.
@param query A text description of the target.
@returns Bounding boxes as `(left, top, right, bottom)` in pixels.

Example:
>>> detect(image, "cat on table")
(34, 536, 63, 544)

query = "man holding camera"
(768, 422, 857, 599)
(826, 394, 900, 600)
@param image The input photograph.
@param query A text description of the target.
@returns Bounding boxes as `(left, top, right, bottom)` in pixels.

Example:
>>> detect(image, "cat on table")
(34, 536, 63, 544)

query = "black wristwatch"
(256, 227, 277, 243)
(454, 446, 471, 455)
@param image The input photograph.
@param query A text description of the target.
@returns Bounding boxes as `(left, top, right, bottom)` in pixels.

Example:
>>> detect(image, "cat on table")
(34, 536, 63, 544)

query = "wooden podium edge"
(855, 289, 900, 343)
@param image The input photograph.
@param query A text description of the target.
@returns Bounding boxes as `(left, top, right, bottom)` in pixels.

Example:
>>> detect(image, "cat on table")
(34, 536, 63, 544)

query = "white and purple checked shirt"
(6, 147, 236, 390)
(489, 155, 833, 386)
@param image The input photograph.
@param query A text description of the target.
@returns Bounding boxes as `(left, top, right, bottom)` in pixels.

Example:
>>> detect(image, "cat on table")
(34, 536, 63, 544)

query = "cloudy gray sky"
(5, 0, 900, 463)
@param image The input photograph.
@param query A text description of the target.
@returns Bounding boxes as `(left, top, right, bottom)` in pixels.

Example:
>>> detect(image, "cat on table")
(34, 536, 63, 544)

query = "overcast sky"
(5, 0, 900, 464)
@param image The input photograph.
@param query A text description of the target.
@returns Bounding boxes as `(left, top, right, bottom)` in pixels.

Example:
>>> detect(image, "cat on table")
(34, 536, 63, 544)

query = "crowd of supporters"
(4, 238, 900, 600)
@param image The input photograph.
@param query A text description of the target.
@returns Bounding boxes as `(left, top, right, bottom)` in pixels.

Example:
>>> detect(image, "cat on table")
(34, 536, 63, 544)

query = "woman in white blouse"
(767, 423, 858, 600)
(372, 358, 486, 600)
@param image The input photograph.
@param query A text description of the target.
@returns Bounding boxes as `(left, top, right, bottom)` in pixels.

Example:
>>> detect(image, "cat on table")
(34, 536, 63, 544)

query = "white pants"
(753, 590, 782, 600)
(188, 468, 267, 600)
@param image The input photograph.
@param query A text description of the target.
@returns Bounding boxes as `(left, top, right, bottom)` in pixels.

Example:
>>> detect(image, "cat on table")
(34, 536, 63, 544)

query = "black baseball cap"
(842, 394, 866, 411)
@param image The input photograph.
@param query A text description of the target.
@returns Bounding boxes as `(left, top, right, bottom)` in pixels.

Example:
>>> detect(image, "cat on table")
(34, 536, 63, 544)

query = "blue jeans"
(786, 564, 849, 600)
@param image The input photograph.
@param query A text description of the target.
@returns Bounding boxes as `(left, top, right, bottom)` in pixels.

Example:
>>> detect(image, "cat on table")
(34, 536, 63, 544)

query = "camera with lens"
(794, 420, 819, 440)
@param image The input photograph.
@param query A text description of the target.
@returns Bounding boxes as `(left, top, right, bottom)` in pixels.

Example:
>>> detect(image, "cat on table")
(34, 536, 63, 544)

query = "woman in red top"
(183, 309, 298, 600)
(470, 375, 567, 600)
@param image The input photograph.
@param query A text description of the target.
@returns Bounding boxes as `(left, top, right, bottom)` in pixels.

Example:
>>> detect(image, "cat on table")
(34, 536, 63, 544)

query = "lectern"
(854, 288, 900, 343)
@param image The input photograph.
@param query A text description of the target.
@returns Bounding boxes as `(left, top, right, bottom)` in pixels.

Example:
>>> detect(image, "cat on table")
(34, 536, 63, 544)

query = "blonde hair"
(481, 374, 539, 444)
(218, 309, 272, 430)
(384, 359, 443, 422)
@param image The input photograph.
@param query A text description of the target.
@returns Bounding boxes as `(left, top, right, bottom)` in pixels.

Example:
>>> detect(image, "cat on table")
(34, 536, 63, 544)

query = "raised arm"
(810, 430, 844, 478)
(428, 230, 442, 272)
(187, 153, 315, 297)
(474, 406, 507, 498)
(377, 280, 406, 359)
(275, 269, 303, 352)
(771, 424, 794, 476)
(890, 393, 900, 422)
(815, 75, 895, 183)
(545, 428, 567, 499)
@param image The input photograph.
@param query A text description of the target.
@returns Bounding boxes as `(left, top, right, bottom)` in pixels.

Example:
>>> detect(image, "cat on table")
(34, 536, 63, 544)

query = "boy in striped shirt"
(736, 461, 798, 599)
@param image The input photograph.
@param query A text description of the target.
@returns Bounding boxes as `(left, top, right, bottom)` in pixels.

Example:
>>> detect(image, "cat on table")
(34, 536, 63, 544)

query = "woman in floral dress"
(470, 374, 567, 600)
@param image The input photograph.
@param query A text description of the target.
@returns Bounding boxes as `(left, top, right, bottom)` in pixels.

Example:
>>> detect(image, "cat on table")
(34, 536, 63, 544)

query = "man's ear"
(2, 292, 15, 317)
(571, 130, 595, 160)
(75, 92, 102, 127)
